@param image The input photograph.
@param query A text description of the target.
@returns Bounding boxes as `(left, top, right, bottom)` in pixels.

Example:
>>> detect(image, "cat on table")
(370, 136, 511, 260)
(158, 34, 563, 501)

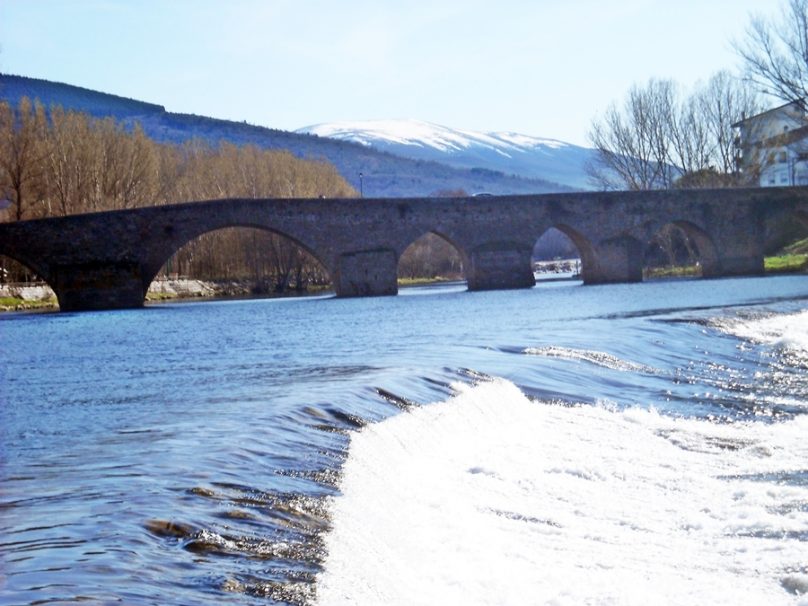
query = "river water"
(2, 276, 808, 605)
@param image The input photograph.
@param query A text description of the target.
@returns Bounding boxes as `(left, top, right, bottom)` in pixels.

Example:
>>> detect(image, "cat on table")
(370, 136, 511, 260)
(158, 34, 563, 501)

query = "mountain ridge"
(298, 119, 596, 190)
(0, 74, 577, 196)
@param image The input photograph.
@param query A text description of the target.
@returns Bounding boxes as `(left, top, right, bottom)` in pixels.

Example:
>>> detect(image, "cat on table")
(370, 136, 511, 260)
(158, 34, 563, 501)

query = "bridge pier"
(583, 238, 643, 284)
(466, 245, 535, 291)
(334, 249, 398, 297)
(704, 214, 765, 278)
(53, 261, 146, 311)
(717, 253, 765, 277)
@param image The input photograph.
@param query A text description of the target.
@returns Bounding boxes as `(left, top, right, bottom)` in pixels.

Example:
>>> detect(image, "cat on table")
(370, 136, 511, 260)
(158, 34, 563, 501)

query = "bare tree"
(587, 79, 678, 190)
(44, 107, 97, 216)
(589, 73, 761, 190)
(668, 91, 713, 181)
(671, 71, 762, 187)
(699, 72, 761, 176)
(0, 98, 48, 221)
(734, 0, 808, 109)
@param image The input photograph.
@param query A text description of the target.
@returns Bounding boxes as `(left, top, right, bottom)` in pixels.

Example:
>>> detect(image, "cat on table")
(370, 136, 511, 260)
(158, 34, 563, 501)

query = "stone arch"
(762, 207, 808, 256)
(397, 230, 469, 286)
(144, 223, 333, 299)
(761, 208, 808, 273)
(643, 220, 720, 279)
(532, 224, 596, 282)
(0, 252, 59, 308)
(0, 251, 51, 286)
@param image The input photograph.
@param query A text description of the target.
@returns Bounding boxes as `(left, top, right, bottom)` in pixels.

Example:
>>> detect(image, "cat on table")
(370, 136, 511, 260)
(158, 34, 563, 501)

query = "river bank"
(0, 279, 280, 311)
(0, 284, 57, 311)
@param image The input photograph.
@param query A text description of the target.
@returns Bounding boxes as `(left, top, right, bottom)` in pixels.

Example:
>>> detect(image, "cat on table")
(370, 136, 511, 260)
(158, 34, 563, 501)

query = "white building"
(733, 100, 808, 187)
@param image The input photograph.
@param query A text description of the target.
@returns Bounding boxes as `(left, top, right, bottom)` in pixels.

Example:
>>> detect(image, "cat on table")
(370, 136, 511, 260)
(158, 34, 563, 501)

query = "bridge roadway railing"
(1, 187, 807, 312)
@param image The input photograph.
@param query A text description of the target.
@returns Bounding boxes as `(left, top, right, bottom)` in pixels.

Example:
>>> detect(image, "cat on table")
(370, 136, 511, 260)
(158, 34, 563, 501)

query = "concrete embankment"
(146, 279, 218, 300)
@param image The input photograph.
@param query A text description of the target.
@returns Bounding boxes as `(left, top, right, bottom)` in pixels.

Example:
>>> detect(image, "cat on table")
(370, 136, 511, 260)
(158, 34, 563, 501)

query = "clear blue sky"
(0, 0, 778, 146)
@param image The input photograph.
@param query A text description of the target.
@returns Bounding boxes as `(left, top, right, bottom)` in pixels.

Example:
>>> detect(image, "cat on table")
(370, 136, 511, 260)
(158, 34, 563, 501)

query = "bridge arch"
(761, 208, 808, 273)
(0, 251, 51, 286)
(643, 220, 719, 279)
(763, 206, 808, 256)
(532, 224, 595, 282)
(397, 230, 469, 287)
(144, 223, 333, 299)
(0, 253, 59, 308)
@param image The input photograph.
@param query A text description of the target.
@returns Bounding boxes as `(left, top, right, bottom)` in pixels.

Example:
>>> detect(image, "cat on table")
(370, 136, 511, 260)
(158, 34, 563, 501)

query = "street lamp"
(359, 172, 364, 198)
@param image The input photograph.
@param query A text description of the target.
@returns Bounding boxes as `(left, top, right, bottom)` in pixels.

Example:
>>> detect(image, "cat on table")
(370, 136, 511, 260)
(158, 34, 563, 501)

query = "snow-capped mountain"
(297, 119, 596, 190)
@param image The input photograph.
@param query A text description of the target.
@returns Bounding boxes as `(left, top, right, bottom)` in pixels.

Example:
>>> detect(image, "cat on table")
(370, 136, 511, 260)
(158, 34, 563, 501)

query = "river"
(2, 276, 808, 605)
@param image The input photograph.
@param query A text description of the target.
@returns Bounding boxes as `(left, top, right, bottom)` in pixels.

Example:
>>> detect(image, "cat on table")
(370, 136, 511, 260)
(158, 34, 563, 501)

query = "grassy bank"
(643, 265, 701, 279)
(0, 296, 58, 311)
(765, 253, 808, 273)
(644, 252, 808, 280)
(397, 276, 463, 287)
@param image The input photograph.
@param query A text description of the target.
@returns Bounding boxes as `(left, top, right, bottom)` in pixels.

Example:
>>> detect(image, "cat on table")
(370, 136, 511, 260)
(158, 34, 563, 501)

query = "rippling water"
(2, 276, 808, 605)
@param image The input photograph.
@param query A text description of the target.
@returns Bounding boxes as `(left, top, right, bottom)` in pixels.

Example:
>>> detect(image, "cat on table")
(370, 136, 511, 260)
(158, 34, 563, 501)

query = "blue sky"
(0, 0, 778, 146)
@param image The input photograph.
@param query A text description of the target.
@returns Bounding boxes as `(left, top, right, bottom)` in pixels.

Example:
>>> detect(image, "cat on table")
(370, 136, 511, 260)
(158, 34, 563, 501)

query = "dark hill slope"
(0, 73, 164, 119)
(0, 74, 570, 197)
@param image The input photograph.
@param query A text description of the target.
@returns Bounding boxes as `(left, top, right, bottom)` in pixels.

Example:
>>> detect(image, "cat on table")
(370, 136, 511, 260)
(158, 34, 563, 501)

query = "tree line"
(588, 72, 761, 191)
(0, 99, 357, 219)
(0, 98, 358, 290)
(590, 0, 808, 192)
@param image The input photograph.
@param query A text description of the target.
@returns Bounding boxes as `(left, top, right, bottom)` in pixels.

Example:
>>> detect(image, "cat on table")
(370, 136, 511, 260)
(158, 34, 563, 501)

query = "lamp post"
(359, 172, 364, 198)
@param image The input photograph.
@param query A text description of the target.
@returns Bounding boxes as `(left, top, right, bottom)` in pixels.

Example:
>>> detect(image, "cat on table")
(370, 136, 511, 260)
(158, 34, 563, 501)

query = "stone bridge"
(1, 187, 807, 311)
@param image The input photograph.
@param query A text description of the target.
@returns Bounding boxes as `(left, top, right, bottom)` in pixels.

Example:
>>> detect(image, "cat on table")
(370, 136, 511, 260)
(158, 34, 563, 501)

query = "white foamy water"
(317, 379, 808, 605)
(523, 345, 659, 374)
(717, 310, 808, 357)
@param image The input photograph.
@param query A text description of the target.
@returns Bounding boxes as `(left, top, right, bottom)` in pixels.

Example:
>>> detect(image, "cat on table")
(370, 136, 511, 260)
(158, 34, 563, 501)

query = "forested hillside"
(0, 95, 355, 292)
(0, 74, 569, 197)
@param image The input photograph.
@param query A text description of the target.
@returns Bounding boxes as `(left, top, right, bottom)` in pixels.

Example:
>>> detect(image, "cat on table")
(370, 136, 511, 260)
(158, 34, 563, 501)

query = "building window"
(778, 151, 788, 163)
